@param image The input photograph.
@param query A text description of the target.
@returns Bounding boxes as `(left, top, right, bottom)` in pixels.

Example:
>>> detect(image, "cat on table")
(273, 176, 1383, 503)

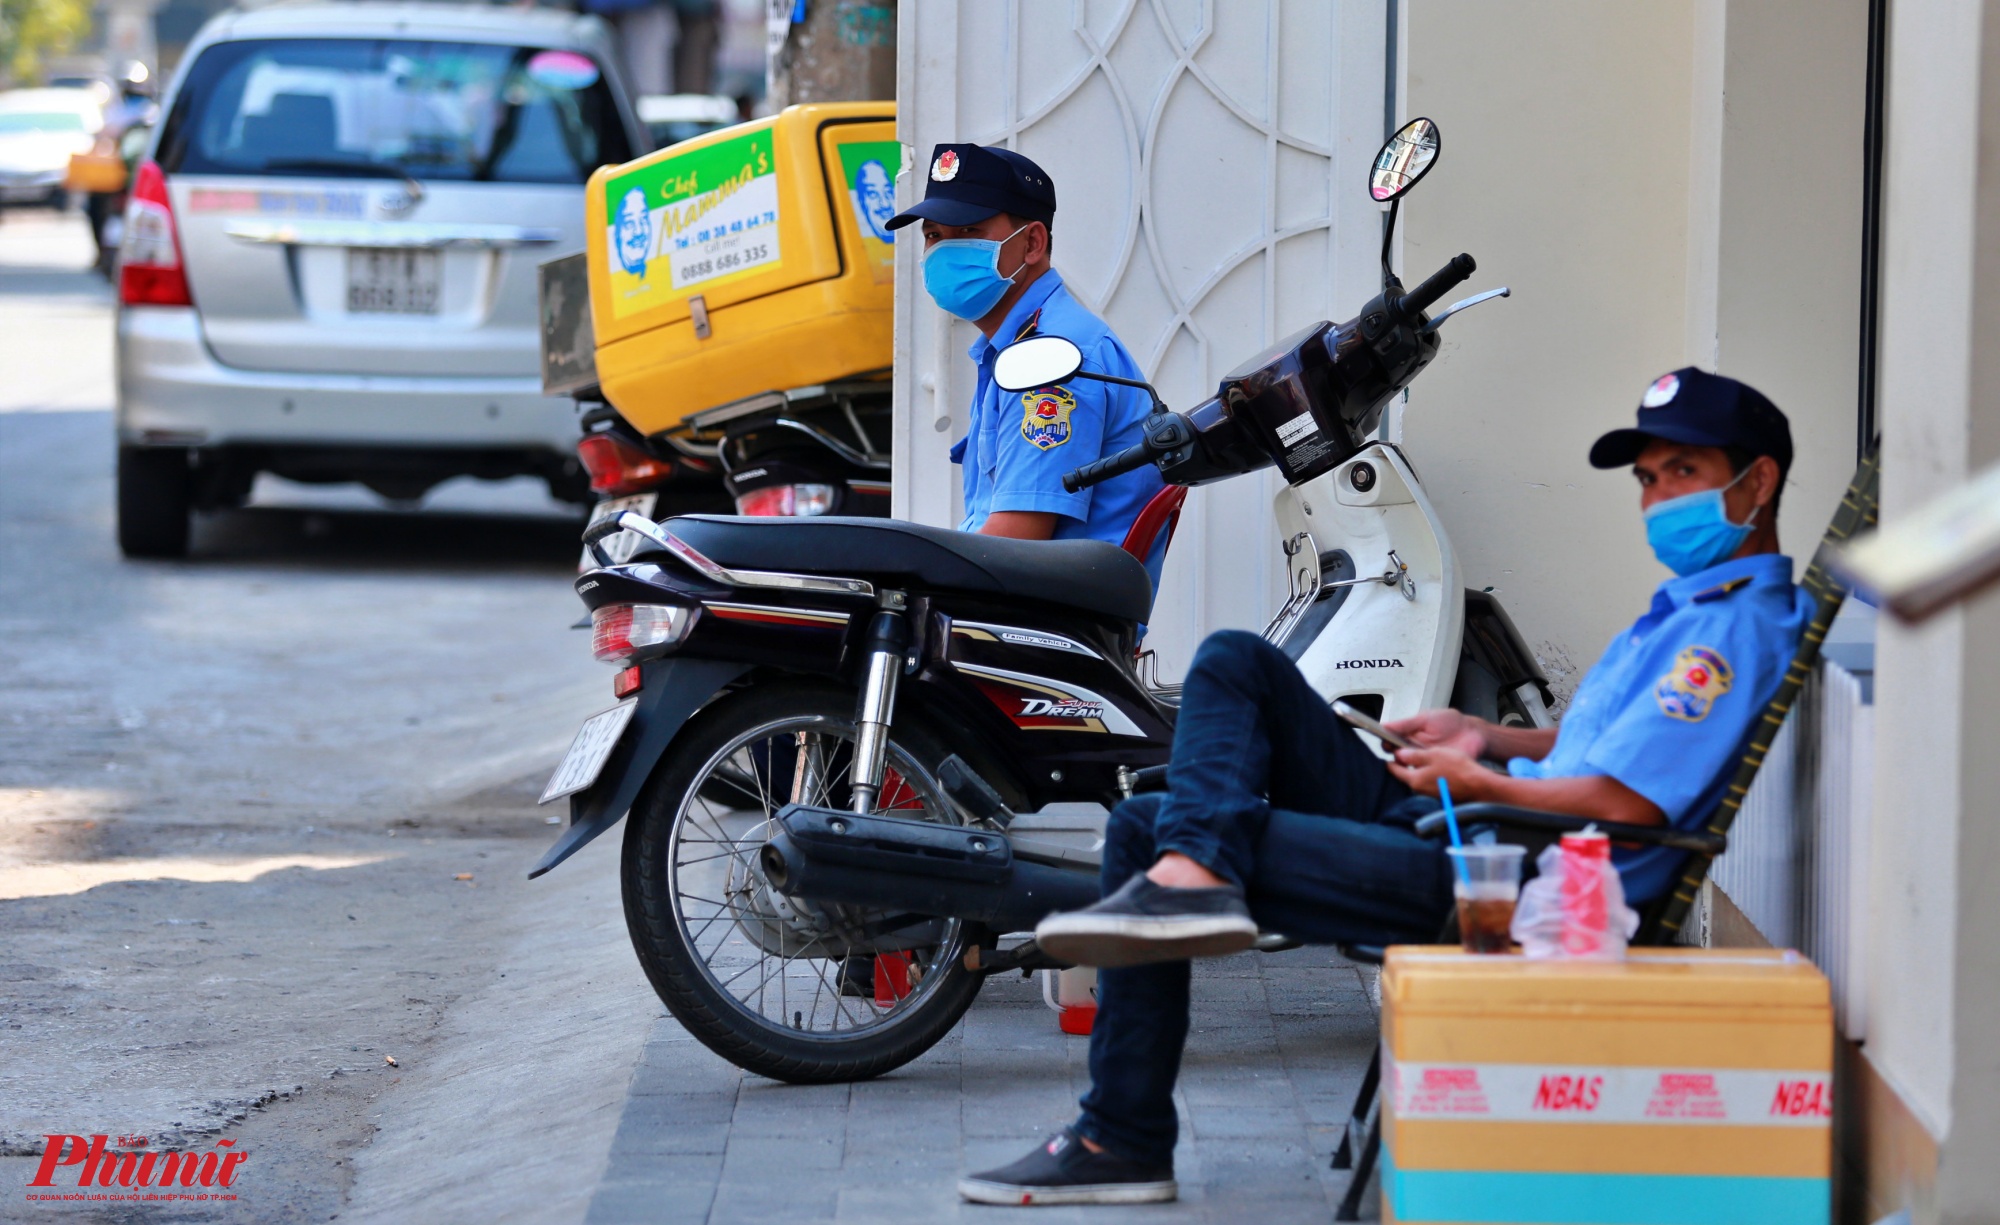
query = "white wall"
(1400, 1, 1702, 699)
(1399, 1, 1866, 702)
(893, 0, 1390, 675)
(1711, 0, 1870, 563)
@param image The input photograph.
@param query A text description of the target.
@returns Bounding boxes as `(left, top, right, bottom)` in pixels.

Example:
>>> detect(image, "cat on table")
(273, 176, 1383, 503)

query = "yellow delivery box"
(1379, 946, 1832, 1225)
(585, 102, 896, 435)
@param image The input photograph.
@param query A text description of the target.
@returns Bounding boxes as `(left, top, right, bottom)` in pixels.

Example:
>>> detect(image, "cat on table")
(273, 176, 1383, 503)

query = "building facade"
(894, 2, 1994, 1220)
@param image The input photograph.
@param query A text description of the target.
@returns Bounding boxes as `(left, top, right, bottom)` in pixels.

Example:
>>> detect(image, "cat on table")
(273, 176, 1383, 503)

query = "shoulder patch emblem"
(1655, 645, 1734, 722)
(1021, 386, 1076, 451)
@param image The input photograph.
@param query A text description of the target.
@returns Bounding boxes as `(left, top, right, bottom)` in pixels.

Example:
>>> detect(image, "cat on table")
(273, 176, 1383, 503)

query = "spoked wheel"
(621, 683, 984, 1083)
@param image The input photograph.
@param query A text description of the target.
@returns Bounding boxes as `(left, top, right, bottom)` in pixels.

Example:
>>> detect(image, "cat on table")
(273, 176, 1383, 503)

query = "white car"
(0, 88, 102, 205)
(114, 3, 648, 556)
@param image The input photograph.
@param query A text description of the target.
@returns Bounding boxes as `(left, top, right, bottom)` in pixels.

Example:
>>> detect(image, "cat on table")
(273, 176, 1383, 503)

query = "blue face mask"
(1643, 466, 1756, 576)
(922, 224, 1030, 321)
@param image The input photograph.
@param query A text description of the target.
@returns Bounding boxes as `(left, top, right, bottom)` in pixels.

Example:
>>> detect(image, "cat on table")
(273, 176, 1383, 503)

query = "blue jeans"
(1073, 630, 1455, 1168)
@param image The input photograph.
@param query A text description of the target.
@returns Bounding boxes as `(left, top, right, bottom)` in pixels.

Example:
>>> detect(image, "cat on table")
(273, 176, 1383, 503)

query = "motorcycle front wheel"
(621, 681, 984, 1083)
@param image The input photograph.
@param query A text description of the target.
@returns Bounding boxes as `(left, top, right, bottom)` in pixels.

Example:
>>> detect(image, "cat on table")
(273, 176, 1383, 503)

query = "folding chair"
(1326, 449, 1879, 1221)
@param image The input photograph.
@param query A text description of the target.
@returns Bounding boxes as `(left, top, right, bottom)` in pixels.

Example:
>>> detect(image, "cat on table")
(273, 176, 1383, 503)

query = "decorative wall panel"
(897, 0, 1389, 673)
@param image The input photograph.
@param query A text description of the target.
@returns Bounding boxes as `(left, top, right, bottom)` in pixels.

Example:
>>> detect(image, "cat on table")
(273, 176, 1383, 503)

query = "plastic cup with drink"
(1447, 843, 1527, 953)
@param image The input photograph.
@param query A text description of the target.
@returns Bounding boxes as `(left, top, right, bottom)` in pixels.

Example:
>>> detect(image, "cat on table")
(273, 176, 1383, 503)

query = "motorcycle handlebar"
(1062, 441, 1153, 493)
(1396, 253, 1476, 319)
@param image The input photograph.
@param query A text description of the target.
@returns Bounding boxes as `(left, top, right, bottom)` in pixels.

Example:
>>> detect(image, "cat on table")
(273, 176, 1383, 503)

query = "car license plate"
(346, 248, 441, 315)
(582, 492, 659, 567)
(540, 699, 639, 804)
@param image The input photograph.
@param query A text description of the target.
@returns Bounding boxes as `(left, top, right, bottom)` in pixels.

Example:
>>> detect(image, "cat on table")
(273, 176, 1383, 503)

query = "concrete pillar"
(1866, 0, 2000, 1219)
(766, 0, 894, 109)
(1935, 7, 2000, 1217)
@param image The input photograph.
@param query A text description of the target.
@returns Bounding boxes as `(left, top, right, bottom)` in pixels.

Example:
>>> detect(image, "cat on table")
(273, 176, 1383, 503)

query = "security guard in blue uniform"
(885, 144, 1169, 584)
(960, 368, 1815, 1206)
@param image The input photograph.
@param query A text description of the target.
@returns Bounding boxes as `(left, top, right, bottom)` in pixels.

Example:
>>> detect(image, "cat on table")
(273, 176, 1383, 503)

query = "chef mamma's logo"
(614, 187, 652, 275)
(25, 1134, 247, 1203)
(604, 128, 782, 317)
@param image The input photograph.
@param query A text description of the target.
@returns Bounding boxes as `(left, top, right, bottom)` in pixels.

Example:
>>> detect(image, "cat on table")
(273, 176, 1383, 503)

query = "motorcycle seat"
(662, 515, 1155, 624)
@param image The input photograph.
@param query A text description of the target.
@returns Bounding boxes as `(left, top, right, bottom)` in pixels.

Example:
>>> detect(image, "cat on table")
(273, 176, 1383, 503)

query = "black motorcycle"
(533, 118, 1544, 1082)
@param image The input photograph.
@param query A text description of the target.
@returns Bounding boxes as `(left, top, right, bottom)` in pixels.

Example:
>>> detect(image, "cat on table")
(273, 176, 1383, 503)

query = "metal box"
(538, 251, 597, 397)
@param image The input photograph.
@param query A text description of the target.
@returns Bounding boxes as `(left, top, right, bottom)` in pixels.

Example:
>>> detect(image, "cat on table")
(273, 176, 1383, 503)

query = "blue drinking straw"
(1438, 777, 1471, 887)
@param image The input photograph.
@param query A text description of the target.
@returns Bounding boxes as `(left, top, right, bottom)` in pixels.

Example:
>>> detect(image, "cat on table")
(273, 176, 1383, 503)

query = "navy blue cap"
(885, 143, 1056, 231)
(1589, 367, 1794, 477)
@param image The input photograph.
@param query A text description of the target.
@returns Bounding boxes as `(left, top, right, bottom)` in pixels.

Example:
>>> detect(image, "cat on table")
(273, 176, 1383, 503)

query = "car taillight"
(119, 160, 193, 307)
(591, 603, 693, 664)
(577, 434, 675, 496)
(735, 483, 837, 517)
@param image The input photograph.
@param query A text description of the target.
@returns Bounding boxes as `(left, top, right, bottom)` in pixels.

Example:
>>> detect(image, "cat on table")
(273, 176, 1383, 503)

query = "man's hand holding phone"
(1382, 708, 1489, 758)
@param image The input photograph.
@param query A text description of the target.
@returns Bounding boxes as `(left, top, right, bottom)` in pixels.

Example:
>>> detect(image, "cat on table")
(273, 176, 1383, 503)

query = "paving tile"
(583, 1183, 716, 1225)
(609, 1118, 731, 1157)
(584, 1155, 724, 1225)
(705, 1178, 840, 1221)
(620, 1091, 740, 1126)
(723, 1132, 845, 1171)
(1184, 1105, 1307, 1140)
(833, 1178, 964, 1225)
(633, 1049, 745, 1095)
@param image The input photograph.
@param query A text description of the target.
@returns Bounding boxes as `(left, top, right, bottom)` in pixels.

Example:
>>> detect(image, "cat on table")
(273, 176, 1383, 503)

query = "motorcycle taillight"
(735, 483, 836, 517)
(577, 434, 675, 496)
(119, 161, 193, 308)
(591, 603, 693, 664)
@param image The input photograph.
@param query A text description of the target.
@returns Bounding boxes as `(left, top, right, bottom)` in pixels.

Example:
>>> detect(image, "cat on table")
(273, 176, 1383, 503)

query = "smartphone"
(1333, 700, 1418, 752)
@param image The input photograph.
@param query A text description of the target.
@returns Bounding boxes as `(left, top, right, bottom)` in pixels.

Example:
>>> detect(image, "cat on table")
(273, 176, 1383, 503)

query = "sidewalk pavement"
(586, 949, 1383, 1224)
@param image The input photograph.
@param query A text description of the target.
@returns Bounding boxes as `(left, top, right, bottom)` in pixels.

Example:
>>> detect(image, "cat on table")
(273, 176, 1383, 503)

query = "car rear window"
(156, 38, 633, 184)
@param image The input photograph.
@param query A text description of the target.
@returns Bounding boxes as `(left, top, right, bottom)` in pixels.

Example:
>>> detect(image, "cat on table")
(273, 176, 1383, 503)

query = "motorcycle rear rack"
(583, 511, 875, 598)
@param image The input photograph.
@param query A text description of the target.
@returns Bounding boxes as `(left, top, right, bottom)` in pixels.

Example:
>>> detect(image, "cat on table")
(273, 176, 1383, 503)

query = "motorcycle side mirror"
(1369, 116, 1440, 203)
(993, 335, 1084, 393)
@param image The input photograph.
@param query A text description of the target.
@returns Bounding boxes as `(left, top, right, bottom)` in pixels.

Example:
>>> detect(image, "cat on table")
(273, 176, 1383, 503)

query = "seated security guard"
(886, 145, 1170, 584)
(958, 368, 1813, 1206)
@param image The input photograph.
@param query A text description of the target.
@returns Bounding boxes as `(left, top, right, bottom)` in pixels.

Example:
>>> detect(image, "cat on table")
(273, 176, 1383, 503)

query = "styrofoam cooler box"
(1379, 946, 1833, 1224)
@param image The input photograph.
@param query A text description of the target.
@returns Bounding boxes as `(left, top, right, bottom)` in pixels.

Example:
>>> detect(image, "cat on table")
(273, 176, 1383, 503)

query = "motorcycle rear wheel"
(621, 682, 984, 1083)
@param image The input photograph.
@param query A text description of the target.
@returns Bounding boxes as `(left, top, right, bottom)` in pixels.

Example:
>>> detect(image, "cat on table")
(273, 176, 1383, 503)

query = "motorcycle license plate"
(539, 699, 639, 805)
(581, 492, 658, 567)
(346, 248, 441, 315)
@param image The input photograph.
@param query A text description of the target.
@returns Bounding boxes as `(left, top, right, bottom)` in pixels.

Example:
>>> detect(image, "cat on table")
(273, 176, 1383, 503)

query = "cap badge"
(931, 149, 960, 182)
(1641, 373, 1680, 409)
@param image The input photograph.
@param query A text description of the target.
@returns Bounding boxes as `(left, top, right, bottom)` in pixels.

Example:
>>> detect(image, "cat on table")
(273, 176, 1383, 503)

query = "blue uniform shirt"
(1507, 552, 1813, 903)
(949, 269, 1169, 585)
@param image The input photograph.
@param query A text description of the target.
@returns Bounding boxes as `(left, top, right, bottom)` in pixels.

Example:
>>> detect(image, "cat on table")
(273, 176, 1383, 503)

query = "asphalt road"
(0, 211, 650, 1221)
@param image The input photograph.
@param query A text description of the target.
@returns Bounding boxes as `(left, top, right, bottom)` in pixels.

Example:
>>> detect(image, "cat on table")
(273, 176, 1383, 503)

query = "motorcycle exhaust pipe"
(760, 804, 1099, 934)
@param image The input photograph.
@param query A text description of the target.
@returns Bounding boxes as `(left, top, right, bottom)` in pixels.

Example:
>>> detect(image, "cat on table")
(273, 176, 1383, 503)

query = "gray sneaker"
(1035, 873, 1258, 967)
(958, 1130, 1176, 1206)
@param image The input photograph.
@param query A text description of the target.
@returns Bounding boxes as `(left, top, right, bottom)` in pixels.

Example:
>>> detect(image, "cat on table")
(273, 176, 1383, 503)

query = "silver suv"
(115, 3, 645, 556)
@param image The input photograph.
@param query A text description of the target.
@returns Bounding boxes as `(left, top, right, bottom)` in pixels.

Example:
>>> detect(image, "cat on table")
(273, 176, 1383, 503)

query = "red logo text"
(1769, 1080, 1833, 1118)
(26, 1135, 247, 1196)
(1533, 1074, 1604, 1112)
